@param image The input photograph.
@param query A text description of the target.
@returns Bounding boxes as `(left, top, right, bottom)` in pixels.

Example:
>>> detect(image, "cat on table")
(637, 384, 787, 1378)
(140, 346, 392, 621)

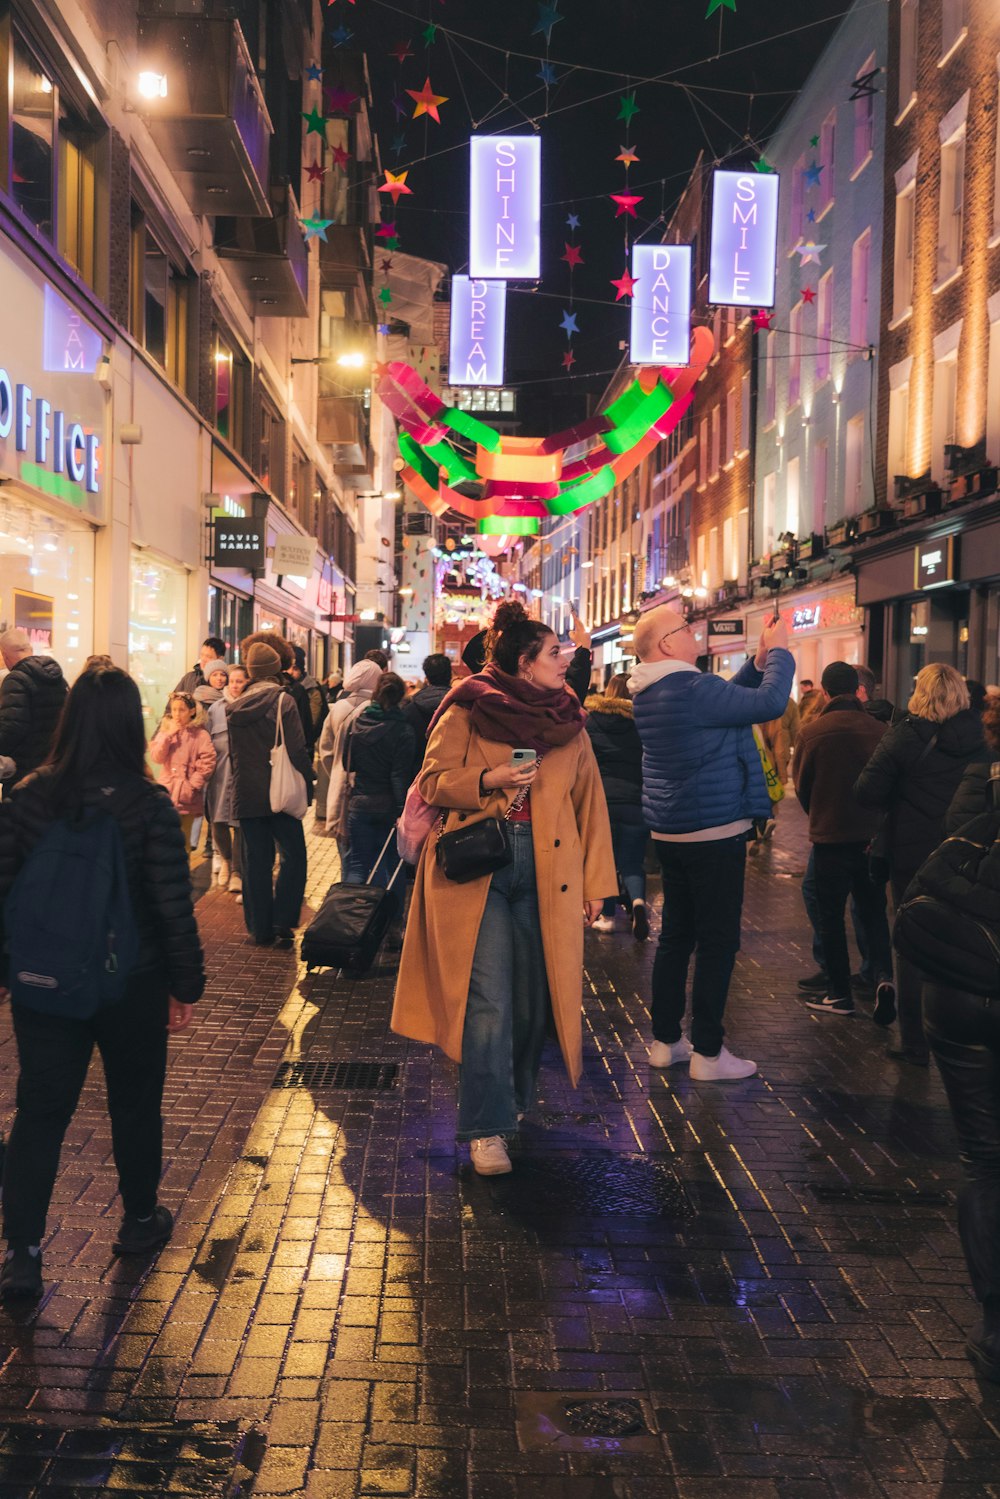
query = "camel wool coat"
(391, 703, 617, 1085)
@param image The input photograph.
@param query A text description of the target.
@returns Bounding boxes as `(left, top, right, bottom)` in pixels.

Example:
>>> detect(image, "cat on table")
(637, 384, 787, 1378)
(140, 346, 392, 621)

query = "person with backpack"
(149, 693, 217, 846)
(342, 673, 415, 926)
(0, 666, 205, 1301)
(317, 658, 383, 852)
(289, 646, 328, 749)
(585, 673, 650, 939)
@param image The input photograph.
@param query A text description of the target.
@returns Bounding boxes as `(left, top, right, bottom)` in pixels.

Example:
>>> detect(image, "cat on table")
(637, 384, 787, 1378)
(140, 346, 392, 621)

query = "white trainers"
(591, 915, 617, 933)
(227, 873, 242, 894)
(216, 859, 231, 887)
(689, 1045, 758, 1081)
(649, 1037, 692, 1068)
(470, 1136, 512, 1176)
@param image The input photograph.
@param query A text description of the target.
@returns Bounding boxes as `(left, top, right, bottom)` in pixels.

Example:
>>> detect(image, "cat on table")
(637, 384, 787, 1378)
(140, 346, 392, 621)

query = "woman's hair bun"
(491, 600, 528, 633)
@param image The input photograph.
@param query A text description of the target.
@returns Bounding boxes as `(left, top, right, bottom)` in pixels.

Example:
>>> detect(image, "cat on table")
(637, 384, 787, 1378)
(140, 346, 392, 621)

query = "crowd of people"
(0, 610, 995, 1386)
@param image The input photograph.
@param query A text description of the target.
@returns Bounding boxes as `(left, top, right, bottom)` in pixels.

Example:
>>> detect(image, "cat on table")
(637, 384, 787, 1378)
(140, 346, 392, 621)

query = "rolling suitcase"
(301, 829, 403, 974)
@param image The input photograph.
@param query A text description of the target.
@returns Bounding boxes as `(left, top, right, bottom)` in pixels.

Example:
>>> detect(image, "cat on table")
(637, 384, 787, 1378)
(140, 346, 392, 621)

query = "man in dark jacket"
(629, 605, 794, 1081)
(343, 673, 414, 924)
(228, 641, 313, 949)
(402, 654, 451, 780)
(0, 630, 68, 785)
(794, 661, 893, 1018)
(174, 636, 226, 697)
(289, 645, 328, 749)
(857, 665, 896, 725)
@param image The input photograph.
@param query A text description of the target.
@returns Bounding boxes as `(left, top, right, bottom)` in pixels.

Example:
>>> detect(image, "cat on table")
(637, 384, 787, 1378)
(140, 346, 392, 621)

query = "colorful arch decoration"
(377, 325, 715, 549)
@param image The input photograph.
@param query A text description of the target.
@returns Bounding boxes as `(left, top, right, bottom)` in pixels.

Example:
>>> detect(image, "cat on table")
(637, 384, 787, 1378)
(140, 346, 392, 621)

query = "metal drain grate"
(491, 1152, 693, 1219)
(272, 1060, 399, 1090)
(0, 1420, 263, 1496)
(807, 1183, 951, 1207)
(561, 1398, 649, 1438)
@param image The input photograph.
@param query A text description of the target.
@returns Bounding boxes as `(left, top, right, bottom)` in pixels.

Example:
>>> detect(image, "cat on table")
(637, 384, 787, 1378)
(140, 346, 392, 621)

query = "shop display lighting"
(137, 71, 168, 100)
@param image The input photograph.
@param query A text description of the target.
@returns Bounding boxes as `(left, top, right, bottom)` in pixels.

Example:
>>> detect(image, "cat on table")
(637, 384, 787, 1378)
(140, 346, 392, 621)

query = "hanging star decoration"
(330, 144, 351, 168)
(794, 241, 826, 265)
(324, 86, 358, 114)
(407, 77, 448, 123)
(422, 21, 438, 44)
(560, 310, 579, 337)
(375, 220, 397, 239)
(300, 217, 334, 242)
(753, 310, 774, 331)
(616, 93, 639, 123)
(616, 144, 639, 167)
(537, 61, 558, 85)
(753, 157, 775, 174)
(806, 207, 817, 223)
(533, 2, 563, 42)
(380, 257, 395, 274)
(804, 160, 823, 188)
(306, 63, 323, 83)
(561, 243, 584, 268)
(378, 286, 393, 305)
(610, 192, 643, 218)
(391, 94, 409, 120)
(305, 160, 326, 183)
(329, 23, 353, 46)
(389, 40, 413, 64)
(378, 323, 391, 336)
(611, 269, 638, 301)
(562, 350, 576, 371)
(390, 132, 406, 158)
(802, 287, 816, 304)
(566, 212, 580, 230)
(706, 0, 737, 13)
(379, 169, 413, 202)
(809, 134, 820, 148)
(301, 106, 327, 137)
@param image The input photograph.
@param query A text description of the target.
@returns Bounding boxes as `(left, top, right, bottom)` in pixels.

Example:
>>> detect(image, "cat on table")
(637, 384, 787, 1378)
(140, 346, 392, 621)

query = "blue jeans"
(239, 813, 307, 943)
(602, 802, 649, 916)
(458, 825, 549, 1141)
(802, 846, 873, 981)
(344, 809, 403, 922)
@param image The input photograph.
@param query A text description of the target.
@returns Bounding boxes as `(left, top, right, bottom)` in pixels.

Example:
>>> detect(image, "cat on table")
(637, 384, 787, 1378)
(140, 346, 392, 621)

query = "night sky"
(355, 0, 853, 425)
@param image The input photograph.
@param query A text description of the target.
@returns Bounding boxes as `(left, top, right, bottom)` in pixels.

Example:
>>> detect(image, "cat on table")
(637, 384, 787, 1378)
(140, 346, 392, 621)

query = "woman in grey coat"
(205, 664, 248, 892)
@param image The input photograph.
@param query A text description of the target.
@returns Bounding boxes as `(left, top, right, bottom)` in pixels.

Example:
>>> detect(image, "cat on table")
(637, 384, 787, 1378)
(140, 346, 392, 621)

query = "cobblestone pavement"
(0, 804, 998, 1497)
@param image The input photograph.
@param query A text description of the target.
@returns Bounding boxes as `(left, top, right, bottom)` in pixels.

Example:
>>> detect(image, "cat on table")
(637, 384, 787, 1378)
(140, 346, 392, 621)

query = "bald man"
(628, 606, 794, 1080)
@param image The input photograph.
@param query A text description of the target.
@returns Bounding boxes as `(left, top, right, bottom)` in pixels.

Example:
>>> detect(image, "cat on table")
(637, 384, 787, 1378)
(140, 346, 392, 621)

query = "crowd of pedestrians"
(0, 608, 997, 1385)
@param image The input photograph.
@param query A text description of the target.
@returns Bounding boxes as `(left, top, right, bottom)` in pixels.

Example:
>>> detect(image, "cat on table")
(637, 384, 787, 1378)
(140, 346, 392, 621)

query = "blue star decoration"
(537, 61, 558, 85)
(559, 309, 579, 337)
(566, 212, 580, 230)
(533, 2, 563, 42)
(806, 207, 817, 223)
(391, 131, 407, 157)
(301, 217, 334, 242)
(329, 23, 353, 47)
(306, 63, 322, 83)
(804, 160, 823, 188)
(378, 322, 391, 336)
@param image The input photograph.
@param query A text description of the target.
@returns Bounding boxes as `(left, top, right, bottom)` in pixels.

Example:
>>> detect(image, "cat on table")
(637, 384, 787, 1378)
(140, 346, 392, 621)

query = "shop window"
(213, 327, 251, 457)
(290, 446, 311, 522)
(130, 211, 189, 389)
(57, 103, 101, 290)
(816, 269, 833, 383)
(898, 0, 918, 116)
(0, 499, 94, 680)
(129, 552, 188, 736)
(936, 98, 968, 286)
(850, 230, 872, 348)
(10, 32, 54, 237)
(852, 55, 876, 173)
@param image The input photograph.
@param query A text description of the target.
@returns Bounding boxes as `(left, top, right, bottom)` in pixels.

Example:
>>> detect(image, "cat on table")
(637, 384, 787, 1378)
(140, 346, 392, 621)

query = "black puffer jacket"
(343, 705, 414, 817)
(0, 656, 68, 784)
(854, 709, 987, 881)
(946, 754, 997, 833)
(227, 683, 313, 820)
(402, 685, 449, 781)
(584, 694, 643, 806)
(0, 769, 205, 1002)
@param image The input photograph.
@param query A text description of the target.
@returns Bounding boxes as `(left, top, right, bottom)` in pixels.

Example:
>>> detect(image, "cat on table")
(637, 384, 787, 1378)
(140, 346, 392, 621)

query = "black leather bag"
(435, 816, 511, 884)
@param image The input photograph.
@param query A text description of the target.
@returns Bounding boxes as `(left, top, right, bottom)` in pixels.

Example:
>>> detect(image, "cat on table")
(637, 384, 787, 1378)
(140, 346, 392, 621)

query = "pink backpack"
(396, 778, 441, 865)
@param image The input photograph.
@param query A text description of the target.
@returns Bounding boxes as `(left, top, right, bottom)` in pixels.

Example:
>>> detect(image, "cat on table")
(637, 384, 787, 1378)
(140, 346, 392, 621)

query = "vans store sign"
(0, 248, 107, 519)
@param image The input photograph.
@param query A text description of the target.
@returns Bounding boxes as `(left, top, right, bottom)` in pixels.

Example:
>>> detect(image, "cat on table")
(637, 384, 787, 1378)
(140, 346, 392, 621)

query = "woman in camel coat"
(391, 602, 616, 1176)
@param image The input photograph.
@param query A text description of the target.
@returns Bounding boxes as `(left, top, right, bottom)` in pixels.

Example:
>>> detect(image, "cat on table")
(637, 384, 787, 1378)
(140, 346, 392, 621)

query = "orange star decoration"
(561, 242, 584, 268)
(406, 77, 448, 123)
(610, 192, 643, 218)
(379, 170, 413, 203)
(611, 268, 638, 301)
(616, 144, 640, 167)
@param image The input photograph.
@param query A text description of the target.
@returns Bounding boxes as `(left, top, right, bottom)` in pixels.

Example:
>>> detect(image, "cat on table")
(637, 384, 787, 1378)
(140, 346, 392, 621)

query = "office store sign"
(0, 244, 107, 518)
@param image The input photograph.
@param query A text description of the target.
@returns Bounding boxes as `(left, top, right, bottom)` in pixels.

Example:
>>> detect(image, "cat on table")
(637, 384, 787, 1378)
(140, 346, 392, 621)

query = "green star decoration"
(301, 106, 327, 137)
(753, 157, 775, 174)
(705, 0, 736, 14)
(385, 235, 401, 250)
(378, 285, 393, 304)
(423, 21, 438, 44)
(616, 93, 639, 123)
(810, 134, 820, 147)
(300, 217, 334, 242)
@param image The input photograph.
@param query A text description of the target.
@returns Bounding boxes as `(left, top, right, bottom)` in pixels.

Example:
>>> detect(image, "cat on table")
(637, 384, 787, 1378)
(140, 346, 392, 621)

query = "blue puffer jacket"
(629, 650, 795, 835)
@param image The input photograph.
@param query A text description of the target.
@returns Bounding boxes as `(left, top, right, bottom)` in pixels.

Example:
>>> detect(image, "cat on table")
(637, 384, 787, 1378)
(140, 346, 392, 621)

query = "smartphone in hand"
(511, 749, 537, 769)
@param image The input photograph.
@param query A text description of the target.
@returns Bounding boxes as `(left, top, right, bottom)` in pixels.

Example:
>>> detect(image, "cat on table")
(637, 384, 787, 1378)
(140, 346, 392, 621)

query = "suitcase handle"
(367, 828, 404, 892)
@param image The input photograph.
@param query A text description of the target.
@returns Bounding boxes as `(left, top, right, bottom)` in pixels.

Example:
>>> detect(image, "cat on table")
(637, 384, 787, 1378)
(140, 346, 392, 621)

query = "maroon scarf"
(429, 663, 585, 751)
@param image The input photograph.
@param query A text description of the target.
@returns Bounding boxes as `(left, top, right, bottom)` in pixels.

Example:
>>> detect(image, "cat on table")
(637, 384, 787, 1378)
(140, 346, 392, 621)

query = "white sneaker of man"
(648, 1037, 692, 1068)
(591, 915, 617, 934)
(470, 1136, 512, 1176)
(689, 1045, 757, 1081)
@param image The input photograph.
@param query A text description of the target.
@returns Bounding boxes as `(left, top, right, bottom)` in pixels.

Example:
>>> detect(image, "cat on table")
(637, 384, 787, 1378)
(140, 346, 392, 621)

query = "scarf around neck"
(431, 663, 585, 751)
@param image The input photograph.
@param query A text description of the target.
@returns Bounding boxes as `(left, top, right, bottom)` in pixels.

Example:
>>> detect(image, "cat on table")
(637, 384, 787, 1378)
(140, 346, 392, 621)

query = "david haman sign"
(469, 136, 541, 280)
(449, 276, 506, 386)
(629, 245, 691, 367)
(708, 170, 780, 308)
(213, 519, 265, 568)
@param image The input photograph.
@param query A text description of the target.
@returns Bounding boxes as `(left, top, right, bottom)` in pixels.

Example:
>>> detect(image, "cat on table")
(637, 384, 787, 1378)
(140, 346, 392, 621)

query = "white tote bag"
(270, 699, 309, 819)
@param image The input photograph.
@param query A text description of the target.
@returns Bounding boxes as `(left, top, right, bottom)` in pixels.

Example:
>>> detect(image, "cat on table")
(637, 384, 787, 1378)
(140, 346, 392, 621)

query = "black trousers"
(924, 984, 1000, 1309)
(651, 834, 746, 1058)
(2, 978, 170, 1246)
(812, 842, 892, 999)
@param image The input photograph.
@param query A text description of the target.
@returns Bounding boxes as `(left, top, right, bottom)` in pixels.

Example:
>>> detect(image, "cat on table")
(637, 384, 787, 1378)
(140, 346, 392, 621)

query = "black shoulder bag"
(435, 757, 541, 884)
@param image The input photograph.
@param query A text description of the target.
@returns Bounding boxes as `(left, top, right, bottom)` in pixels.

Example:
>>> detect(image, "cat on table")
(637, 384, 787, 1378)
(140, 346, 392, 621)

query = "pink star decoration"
(561, 243, 584, 268)
(611, 269, 638, 301)
(610, 192, 643, 219)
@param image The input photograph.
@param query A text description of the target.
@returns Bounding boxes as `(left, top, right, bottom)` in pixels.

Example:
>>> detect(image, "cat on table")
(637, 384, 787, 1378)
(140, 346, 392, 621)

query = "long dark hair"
(41, 666, 150, 805)
(485, 600, 554, 676)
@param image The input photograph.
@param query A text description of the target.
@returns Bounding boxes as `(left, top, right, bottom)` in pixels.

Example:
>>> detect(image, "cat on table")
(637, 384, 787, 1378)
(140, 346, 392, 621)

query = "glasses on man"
(659, 622, 692, 648)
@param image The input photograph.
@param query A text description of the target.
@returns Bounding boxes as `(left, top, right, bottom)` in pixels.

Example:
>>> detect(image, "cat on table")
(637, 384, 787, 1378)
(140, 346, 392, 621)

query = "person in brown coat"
(793, 661, 893, 1018)
(390, 601, 616, 1177)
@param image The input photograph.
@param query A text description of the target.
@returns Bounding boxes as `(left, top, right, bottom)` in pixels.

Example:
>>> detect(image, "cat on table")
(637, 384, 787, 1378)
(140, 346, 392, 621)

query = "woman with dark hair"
(585, 673, 650, 939)
(391, 601, 616, 1176)
(0, 667, 204, 1301)
(342, 672, 415, 924)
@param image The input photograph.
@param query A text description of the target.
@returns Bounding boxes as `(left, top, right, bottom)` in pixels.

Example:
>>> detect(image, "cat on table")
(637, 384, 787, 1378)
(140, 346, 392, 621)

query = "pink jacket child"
(150, 693, 217, 816)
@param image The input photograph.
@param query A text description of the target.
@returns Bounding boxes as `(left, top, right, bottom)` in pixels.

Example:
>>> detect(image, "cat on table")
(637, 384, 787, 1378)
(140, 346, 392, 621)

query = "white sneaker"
(228, 873, 242, 894)
(217, 859, 231, 887)
(649, 1037, 692, 1068)
(591, 915, 617, 933)
(211, 853, 221, 874)
(469, 1136, 512, 1175)
(689, 1045, 758, 1081)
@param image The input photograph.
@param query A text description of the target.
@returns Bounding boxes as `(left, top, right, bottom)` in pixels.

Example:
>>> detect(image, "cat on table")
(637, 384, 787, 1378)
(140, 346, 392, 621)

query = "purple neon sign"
(708, 170, 780, 308)
(42, 285, 103, 374)
(629, 245, 691, 367)
(449, 277, 507, 387)
(469, 135, 541, 280)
